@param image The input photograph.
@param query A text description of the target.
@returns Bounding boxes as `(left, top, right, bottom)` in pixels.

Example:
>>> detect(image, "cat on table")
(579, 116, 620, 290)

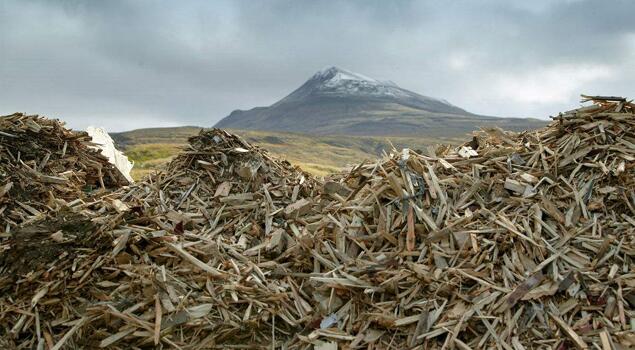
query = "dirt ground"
(1, 213, 102, 277)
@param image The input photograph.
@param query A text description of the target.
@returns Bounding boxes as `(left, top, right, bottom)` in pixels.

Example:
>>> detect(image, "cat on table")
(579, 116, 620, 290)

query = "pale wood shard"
(314, 340, 338, 350)
(37, 174, 68, 185)
(504, 178, 530, 196)
(110, 199, 129, 213)
(323, 181, 351, 196)
(2, 97, 635, 348)
(166, 243, 227, 278)
(213, 181, 232, 197)
(266, 228, 285, 251)
(550, 313, 589, 349)
(49, 317, 90, 350)
(284, 198, 312, 218)
(154, 294, 162, 345)
(0, 182, 12, 199)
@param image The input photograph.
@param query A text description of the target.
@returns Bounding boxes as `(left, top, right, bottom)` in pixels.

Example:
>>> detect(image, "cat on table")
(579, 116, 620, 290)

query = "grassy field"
(113, 127, 465, 179)
(123, 143, 184, 179)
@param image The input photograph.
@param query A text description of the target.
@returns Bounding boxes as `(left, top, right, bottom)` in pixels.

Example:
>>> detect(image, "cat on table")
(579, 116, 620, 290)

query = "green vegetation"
(125, 143, 183, 162)
(115, 127, 465, 180)
(124, 143, 183, 179)
(112, 126, 202, 145)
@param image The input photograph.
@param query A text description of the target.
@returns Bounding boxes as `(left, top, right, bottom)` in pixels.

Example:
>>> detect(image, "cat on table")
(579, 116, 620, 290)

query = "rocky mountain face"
(215, 66, 545, 136)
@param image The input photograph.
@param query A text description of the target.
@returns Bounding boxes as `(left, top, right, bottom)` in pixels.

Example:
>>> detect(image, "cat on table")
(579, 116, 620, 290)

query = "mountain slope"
(215, 66, 545, 136)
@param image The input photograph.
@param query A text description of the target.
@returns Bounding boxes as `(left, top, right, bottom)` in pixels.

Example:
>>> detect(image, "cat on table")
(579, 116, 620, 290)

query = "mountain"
(215, 66, 545, 136)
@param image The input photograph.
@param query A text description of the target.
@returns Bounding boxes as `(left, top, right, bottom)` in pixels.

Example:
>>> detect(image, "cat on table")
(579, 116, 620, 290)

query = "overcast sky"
(1, 0, 634, 131)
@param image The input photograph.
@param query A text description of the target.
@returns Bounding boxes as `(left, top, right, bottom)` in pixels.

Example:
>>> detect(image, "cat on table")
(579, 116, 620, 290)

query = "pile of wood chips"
(1, 97, 634, 349)
(0, 113, 129, 231)
(307, 95, 635, 348)
(1, 129, 321, 349)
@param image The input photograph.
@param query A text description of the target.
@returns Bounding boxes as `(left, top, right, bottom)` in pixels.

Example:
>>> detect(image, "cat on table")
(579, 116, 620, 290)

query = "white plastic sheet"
(86, 126, 134, 183)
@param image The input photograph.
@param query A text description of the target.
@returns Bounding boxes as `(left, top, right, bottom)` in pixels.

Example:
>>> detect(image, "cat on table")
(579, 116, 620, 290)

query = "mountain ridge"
(215, 66, 545, 136)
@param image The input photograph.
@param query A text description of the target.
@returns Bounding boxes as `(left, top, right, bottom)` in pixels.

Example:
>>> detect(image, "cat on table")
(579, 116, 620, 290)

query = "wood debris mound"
(1, 96, 635, 349)
(1, 129, 321, 349)
(0, 113, 129, 230)
(307, 95, 635, 348)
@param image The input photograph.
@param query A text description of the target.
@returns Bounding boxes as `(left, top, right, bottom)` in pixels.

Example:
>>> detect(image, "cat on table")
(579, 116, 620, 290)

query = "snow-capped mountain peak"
(312, 66, 380, 84)
(215, 66, 544, 137)
(297, 66, 413, 99)
(272, 66, 462, 110)
(311, 66, 403, 89)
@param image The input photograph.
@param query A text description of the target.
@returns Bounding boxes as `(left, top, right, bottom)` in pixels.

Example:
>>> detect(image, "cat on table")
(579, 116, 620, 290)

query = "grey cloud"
(1, 0, 634, 131)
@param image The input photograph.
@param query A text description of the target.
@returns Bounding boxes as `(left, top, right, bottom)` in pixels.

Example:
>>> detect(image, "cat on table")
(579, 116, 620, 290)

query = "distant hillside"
(111, 126, 202, 146)
(215, 66, 546, 136)
(111, 127, 463, 178)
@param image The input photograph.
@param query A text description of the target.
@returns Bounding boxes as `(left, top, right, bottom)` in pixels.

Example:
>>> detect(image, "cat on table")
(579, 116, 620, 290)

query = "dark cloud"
(1, 0, 634, 131)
